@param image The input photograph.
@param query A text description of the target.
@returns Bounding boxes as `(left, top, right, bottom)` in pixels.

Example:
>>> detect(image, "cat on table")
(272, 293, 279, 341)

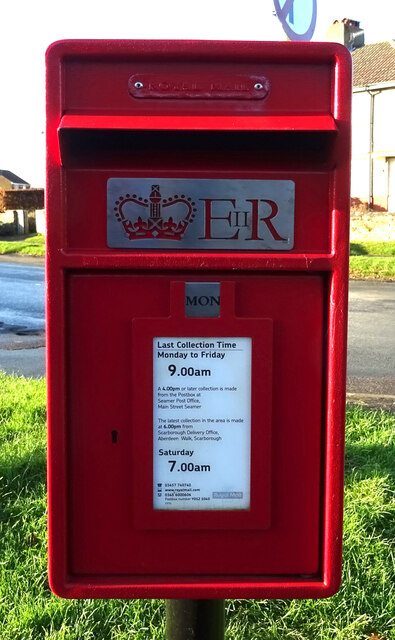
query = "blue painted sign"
(273, 0, 317, 41)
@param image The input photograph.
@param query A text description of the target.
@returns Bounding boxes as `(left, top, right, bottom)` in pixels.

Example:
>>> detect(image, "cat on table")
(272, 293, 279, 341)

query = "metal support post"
(166, 599, 225, 640)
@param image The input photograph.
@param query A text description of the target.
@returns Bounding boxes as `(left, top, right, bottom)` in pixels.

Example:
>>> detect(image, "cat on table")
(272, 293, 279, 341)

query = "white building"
(327, 20, 395, 212)
(351, 41, 395, 211)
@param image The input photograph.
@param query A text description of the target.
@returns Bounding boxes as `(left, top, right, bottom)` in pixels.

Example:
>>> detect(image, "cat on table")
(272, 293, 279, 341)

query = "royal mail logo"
(113, 185, 196, 240)
(107, 178, 295, 251)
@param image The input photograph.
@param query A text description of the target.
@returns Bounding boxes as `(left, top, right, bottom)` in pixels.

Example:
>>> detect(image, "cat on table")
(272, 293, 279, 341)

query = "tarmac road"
(0, 259, 394, 409)
(0, 259, 45, 377)
(347, 280, 395, 410)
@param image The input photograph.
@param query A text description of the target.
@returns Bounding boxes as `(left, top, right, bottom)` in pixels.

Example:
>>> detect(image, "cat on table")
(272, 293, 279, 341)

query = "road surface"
(0, 261, 394, 408)
(347, 280, 395, 409)
(0, 261, 45, 377)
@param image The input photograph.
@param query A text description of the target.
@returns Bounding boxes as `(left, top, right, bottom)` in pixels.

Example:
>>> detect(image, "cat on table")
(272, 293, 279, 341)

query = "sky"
(0, 0, 394, 188)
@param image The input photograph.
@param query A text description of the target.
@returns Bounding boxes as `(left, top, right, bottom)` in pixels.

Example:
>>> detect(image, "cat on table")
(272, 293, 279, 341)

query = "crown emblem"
(113, 185, 196, 240)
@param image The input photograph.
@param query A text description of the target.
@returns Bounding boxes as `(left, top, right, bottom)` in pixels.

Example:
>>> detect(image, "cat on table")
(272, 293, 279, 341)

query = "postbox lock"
(134, 81, 144, 89)
(254, 83, 264, 90)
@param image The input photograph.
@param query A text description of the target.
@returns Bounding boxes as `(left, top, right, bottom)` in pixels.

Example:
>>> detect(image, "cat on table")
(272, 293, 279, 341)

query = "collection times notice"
(153, 337, 251, 510)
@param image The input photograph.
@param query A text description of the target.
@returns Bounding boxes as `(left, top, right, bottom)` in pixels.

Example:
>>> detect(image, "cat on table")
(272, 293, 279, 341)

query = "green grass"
(349, 256, 395, 280)
(1, 374, 394, 639)
(350, 241, 395, 257)
(0, 234, 45, 256)
(349, 242, 395, 280)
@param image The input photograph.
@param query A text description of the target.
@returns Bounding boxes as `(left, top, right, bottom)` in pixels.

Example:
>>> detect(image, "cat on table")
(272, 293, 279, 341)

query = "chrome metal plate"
(107, 178, 295, 251)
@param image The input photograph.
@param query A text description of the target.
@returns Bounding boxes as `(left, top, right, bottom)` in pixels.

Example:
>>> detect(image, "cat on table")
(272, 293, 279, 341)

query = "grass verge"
(0, 374, 394, 639)
(349, 242, 395, 280)
(349, 256, 395, 280)
(350, 242, 395, 257)
(0, 234, 45, 256)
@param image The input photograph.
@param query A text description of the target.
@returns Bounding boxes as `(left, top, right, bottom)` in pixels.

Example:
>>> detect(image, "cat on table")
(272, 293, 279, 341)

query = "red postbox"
(46, 40, 351, 599)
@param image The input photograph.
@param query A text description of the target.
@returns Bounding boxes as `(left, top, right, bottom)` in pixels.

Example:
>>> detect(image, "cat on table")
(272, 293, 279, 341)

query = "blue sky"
(0, 0, 393, 188)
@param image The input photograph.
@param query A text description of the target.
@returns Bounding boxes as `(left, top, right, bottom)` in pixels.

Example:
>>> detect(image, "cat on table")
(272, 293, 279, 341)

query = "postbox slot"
(58, 128, 336, 170)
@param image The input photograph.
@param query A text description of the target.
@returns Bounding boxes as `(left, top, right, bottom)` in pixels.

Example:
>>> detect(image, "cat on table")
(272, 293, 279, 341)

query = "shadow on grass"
(0, 233, 42, 243)
(0, 449, 46, 498)
(345, 442, 394, 480)
(350, 242, 369, 256)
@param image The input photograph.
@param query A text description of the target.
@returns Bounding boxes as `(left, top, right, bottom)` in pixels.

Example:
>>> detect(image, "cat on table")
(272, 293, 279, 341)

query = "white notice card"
(153, 337, 251, 510)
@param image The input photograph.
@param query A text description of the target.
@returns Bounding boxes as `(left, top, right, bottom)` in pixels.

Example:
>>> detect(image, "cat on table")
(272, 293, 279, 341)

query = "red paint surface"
(46, 40, 351, 599)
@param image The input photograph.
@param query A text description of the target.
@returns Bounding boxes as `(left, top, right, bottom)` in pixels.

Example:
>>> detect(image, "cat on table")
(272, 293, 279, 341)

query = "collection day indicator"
(153, 337, 252, 510)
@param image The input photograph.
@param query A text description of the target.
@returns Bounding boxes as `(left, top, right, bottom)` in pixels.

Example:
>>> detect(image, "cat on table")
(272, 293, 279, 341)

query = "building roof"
(0, 170, 30, 186)
(352, 41, 395, 87)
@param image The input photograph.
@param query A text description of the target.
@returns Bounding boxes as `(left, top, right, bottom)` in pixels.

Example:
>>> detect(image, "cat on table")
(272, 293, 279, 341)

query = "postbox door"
(66, 272, 323, 577)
